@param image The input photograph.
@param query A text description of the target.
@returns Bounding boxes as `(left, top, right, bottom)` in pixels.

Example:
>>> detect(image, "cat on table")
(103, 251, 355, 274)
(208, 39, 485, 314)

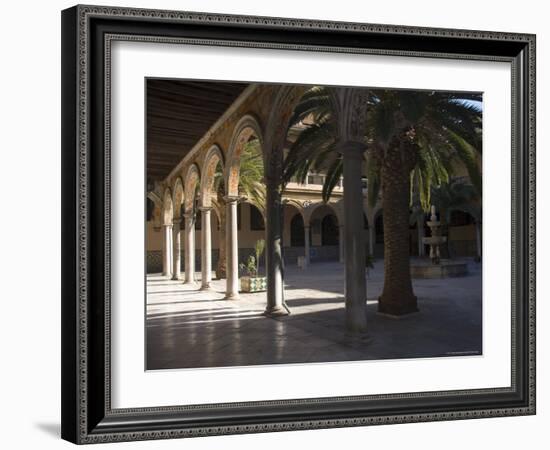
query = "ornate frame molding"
(61, 4, 535, 444)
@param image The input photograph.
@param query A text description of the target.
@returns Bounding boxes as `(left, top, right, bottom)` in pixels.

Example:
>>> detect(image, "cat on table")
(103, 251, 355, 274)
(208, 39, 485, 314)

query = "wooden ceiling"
(147, 79, 249, 182)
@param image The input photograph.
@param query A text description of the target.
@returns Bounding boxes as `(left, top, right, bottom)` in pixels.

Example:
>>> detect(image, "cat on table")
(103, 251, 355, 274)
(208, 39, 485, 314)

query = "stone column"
(264, 183, 287, 316)
(171, 219, 181, 280)
(368, 225, 375, 257)
(339, 224, 345, 263)
(225, 197, 239, 299)
(162, 224, 172, 277)
(304, 225, 311, 267)
(184, 212, 195, 283)
(200, 207, 212, 290)
(340, 143, 368, 334)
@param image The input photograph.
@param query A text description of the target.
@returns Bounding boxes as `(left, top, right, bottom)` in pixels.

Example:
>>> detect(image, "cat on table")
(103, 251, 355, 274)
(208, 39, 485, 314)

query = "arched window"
(321, 214, 339, 245)
(290, 214, 305, 247)
(250, 204, 265, 230)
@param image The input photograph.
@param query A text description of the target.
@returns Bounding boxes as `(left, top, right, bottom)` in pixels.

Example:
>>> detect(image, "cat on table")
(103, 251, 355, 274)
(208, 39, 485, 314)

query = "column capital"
(172, 218, 181, 225)
(162, 223, 173, 228)
(183, 210, 195, 219)
(337, 140, 367, 156)
(198, 206, 213, 212)
(223, 195, 240, 204)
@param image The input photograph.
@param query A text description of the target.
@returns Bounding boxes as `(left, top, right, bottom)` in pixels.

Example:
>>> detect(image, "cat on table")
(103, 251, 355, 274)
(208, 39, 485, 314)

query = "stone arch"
(262, 85, 309, 183)
(146, 192, 162, 227)
(328, 87, 370, 144)
(172, 177, 184, 220)
(200, 144, 225, 208)
(307, 203, 342, 257)
(162, 188, 173, 225)
(321, 214, 339, 246)
(225, 114, 263, 197)
(283, 199, 305, 219)
(183, 164, 201, 213)
(282, 201, 305, 248)
(304, 201, 342, 227)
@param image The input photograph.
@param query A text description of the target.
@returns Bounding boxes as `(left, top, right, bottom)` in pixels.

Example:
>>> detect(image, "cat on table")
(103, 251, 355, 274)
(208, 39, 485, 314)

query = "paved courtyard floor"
(146, 259, 482, 370)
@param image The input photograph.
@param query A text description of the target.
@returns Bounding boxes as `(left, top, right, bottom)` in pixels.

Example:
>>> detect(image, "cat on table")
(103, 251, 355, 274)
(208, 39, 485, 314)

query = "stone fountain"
(410, 205, 468, 279)
(424, 205, 446, 264)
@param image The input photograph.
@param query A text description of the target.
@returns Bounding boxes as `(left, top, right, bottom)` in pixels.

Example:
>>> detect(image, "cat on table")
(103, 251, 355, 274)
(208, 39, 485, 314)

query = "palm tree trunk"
(216, 194, 227, 279)
(378, 157, 418, 316)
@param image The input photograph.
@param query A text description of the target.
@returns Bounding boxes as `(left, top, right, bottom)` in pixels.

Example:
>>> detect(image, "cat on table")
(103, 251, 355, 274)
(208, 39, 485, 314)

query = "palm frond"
(321, 158, 343, 202)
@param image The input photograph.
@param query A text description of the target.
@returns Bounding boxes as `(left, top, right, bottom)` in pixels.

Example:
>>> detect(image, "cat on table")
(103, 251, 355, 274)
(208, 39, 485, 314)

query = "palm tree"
(283, 87, 482, 315)
(214, 139, 265, 278)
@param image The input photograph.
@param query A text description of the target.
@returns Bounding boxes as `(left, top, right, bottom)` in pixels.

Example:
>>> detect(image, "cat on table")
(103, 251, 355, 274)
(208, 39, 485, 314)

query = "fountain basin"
(410, 259, 468, 279)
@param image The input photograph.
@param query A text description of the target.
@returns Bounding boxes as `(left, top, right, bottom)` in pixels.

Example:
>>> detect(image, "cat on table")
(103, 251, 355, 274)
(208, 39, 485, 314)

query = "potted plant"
(240, 239, 267, 293)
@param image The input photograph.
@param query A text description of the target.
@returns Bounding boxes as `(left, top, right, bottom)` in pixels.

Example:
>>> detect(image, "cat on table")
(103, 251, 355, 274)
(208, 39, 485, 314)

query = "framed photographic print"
(61, 4, 536, 444)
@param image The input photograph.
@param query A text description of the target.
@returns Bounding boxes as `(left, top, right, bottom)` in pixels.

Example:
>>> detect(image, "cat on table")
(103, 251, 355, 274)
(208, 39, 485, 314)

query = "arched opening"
(448, 209, 477, 257)
(321, 214, 339, 245)
(281, 203, 305, 265)
(183, 166, 200, 215)
(162, 189, 173, 226)
(225, 122, 265, 299)
(225, 116, 264, 199)
(249, 204, 265, 230)
(146, 198, 155, 222)
(146, 195, 163, 273)
(308, 203, 341, 262)
(183, 165, 200, 283)
(236, 200, 266, 273)
(160, 189, 174, 277)
(199, 146, 227, 282)
(200, 145, 224, 209)
(290, 214, 305, 247)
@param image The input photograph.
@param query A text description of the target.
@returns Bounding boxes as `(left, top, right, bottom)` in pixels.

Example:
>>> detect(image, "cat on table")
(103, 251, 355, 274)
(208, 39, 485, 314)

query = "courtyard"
(146, 259, 482, 370)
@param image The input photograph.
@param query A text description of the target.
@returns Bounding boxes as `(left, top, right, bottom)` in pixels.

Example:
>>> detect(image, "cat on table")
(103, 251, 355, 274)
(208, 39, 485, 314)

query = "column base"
(377, 296, 419, 317)
(171, 274, 181, 281)
(200, 283, 212, 291)
(345, 308, 368, 335)
(263, 305, 289, 317)
(224, 292, 240, 300)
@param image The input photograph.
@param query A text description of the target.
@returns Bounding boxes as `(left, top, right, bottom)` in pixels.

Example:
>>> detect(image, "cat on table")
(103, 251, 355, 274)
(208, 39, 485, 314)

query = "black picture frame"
(61, 4, 536, 444)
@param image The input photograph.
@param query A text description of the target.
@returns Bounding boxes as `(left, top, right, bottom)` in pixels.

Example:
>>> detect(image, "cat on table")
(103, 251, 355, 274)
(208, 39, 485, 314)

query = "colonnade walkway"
(146, 260, 482, 370)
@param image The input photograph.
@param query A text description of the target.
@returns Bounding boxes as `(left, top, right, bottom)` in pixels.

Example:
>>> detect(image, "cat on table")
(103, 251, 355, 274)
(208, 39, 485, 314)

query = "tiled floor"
(146, 259, 482, 370)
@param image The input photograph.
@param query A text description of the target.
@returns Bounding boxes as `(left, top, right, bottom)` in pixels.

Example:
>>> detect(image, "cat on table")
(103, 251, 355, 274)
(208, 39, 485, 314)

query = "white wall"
(0, 0, 546, 449)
